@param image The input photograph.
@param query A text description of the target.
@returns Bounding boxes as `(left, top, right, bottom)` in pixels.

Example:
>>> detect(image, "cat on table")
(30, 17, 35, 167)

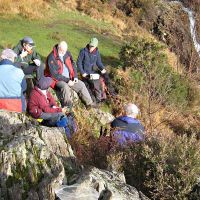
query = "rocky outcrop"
(115, 0, 200, 72)
(56, 167, 149, 200)
(0, 110, 79, 200)
(0, 110, 147, 200)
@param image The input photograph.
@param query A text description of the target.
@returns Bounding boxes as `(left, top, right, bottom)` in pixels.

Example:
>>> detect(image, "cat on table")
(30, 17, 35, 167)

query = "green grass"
(0, 11, 122, 66)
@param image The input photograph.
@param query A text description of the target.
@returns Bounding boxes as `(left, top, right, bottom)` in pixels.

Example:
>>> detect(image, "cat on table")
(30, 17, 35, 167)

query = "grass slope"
(0, 12, 122, 66)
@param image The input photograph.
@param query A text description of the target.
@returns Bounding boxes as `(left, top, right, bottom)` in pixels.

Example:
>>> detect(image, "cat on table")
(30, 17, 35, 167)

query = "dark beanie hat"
(37, 77, 53, 90)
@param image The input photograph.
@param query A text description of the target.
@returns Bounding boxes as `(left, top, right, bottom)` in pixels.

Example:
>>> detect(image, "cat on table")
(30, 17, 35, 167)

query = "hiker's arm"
(96, 51, 104, 71)
(77, 50, 85, 75)
(69, 52, 78, 78)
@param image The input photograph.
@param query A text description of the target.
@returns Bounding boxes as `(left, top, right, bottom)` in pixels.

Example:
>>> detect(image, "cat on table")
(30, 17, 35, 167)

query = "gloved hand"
(20, 50, 28, 58)
(68, 80, 74, 87)
(82, 73, 88, 78)
(74, 78, 79, 83)
(101, 69, 106, 74)
(33, 59, 41, 66)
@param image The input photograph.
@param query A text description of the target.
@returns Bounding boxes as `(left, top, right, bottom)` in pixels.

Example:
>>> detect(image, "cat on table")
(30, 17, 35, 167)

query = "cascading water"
(182, 7, 200, 55)
(172, 1, 200, 55)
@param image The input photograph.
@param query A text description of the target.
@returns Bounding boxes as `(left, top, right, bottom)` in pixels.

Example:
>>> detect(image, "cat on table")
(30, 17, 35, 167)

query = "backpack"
(56, 113, 78, 138)
(99, 76, 107, 100)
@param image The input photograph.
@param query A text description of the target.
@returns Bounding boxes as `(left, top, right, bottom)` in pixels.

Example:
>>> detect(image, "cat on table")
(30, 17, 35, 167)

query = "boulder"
(0, 110, 79, 200)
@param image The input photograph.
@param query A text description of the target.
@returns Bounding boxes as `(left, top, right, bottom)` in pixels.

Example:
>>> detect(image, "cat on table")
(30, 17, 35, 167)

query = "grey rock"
(0, 110, 79, 200)
(75, 167, 148, 200)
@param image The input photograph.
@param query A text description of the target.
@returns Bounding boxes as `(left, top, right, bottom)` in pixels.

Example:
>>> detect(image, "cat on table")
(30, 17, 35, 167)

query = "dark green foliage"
(122, 134, 200, 200)
(119, 37, 190, 108)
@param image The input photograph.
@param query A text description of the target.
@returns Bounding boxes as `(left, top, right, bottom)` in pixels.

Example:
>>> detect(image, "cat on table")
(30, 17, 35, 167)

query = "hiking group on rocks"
(0, 36, 145, 145)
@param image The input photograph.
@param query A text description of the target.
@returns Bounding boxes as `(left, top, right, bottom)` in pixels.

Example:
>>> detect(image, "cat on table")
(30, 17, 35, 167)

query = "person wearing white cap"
(111, 103, 145, 146)
(13, 36, 44, 81)
(45, 41, 95, 108)
(0, 49, 26, 112)
(77, 37, 116, 104)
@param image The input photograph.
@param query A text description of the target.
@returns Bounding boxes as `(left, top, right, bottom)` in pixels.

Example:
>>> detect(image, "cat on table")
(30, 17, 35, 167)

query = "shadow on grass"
(101, 54, 121, 68)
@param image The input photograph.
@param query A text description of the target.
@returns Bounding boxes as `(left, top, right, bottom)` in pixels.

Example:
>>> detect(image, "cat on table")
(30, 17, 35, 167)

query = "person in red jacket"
(45, 41, 95, 109)
(28, 76, 67, 126)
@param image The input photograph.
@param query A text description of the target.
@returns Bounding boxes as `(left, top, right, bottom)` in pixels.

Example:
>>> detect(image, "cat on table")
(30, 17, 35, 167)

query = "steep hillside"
(1, 0, 200, 199)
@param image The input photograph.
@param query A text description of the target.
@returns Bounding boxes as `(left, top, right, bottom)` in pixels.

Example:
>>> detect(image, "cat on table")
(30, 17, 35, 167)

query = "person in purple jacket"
(111, 103, 145, 146)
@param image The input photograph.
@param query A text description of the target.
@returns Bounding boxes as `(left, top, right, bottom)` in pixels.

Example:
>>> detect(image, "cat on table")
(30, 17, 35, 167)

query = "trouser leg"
(82, 78, 96, 103)
(92, 79, 102, 102)
(36, 63, 45, 81)
(82, 78, 102, 103)
(70, 80, 93, 106)
(40, 112, 64, 126)
(55, 81, 73, 107)
(20, 63, 44, 81)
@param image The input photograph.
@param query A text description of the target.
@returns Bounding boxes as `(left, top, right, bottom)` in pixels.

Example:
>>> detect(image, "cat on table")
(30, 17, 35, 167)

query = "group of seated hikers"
(0, 36, 145, 145)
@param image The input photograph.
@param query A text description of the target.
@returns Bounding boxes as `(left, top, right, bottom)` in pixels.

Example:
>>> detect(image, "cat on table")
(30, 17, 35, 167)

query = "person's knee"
(40, 63, 45, 70)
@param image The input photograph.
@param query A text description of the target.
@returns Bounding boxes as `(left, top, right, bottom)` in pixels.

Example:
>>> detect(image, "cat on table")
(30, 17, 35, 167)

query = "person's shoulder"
(66, 51, 72, 56)
(47, 50, 54, 59)
(111, 117, 122, 127)
(30, 86, 40, 96)
(13, 41, 23, 50)
(80, 47, 87, 53)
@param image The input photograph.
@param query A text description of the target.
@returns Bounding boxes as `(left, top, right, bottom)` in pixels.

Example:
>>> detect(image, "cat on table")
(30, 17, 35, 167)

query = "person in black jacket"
(77, 37, 116, 103)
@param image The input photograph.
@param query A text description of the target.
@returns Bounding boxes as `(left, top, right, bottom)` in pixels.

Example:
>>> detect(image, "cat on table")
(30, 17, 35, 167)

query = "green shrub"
(122, 133, 200, 199)
(119, 37, 190, 109)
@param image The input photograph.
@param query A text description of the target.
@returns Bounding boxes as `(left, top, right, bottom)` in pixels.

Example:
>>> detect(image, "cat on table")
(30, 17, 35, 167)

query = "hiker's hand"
(68, 80, 74, 87)
(82, 73, 88, 78)
(101, 69, 106, 74)
(33, 59, 41, 66)
(20, 50, 28, 58)
(74, 78, 78, 83)
(62, 107, 68, 113)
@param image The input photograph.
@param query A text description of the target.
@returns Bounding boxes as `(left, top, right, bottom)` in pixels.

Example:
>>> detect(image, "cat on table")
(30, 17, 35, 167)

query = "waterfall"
(182, 7, 200, 55)
(172, 1, 200, 55)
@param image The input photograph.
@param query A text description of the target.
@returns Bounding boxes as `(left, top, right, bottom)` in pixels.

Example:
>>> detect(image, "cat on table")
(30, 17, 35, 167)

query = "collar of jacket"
(34, 86, 51, 98)
(117, 116, 140, 124)
(53, 44, 70, 61)
(0, 59, 14, 65)
(85, 44, 98, 54)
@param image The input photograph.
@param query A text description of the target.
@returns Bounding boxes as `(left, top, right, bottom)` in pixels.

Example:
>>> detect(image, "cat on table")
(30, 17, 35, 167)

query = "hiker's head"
(89, 37, 98, 52)
(58, 41, 68, 57)
(124, 103, 139, 118)
(0, 49, 17, 62)
(37, 76, 53, 90)
(22, 36, 35, 52)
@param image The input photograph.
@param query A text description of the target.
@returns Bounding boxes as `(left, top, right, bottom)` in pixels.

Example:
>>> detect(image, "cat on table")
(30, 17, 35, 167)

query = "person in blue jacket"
(111, 103, 145, 146)
(77, 37, 116, 103)
(0, 49, 27, 112)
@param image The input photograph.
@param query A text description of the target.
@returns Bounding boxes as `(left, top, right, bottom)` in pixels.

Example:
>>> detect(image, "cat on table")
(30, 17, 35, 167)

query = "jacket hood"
(0, 59, 14, 65)
(118, 116, 140, 124)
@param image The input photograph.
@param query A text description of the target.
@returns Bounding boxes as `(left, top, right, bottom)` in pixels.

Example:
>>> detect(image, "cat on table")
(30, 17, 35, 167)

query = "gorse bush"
(119, 37, 190, 109)
(123, 133, 200, 200)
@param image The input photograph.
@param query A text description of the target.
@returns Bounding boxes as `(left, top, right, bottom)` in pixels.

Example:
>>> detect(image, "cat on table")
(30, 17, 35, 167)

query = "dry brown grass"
(0, 0, 50, 19)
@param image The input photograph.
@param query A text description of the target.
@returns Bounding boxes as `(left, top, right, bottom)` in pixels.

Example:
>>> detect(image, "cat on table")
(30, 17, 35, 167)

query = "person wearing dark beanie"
(28, 76, 68, 126)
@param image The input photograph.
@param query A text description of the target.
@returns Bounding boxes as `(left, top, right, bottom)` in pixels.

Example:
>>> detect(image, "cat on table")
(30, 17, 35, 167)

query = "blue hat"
(22, 36, 35, 47)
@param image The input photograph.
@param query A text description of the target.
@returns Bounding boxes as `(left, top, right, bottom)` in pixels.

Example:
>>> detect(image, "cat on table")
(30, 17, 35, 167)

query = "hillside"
(1, 0, 200, 199)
